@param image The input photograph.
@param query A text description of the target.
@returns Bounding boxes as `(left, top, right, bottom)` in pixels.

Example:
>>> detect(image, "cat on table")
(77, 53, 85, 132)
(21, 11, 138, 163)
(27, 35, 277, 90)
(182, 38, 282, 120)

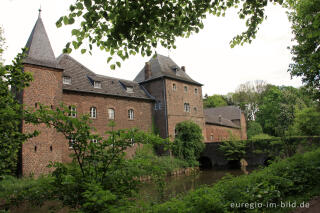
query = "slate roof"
(58, 54, 153, 100)
(204, 106, 242, 128)
(134, 54, 202, 86)
(23, 15, 62, 69)
(204, 106, 241, 121)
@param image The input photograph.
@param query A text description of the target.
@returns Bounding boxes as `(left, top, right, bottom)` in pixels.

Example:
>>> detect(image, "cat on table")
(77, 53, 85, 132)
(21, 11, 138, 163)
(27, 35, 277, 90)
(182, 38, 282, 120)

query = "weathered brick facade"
(19, 15, 247, 176)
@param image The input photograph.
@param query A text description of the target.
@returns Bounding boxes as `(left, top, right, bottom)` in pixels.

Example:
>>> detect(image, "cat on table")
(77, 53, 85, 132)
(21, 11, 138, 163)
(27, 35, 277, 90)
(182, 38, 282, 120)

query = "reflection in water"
(138, 168, 247, 202)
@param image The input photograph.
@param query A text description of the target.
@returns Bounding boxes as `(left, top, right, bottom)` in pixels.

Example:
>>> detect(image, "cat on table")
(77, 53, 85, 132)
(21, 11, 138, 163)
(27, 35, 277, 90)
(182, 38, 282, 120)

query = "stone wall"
(205, 124, 242, 142)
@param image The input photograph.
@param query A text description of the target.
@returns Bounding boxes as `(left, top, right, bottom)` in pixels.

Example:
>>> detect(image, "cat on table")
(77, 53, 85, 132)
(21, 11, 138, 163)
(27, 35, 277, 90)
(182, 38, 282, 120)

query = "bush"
(150, 147, 320, 212)
(172, 121, 205, 166)
(247, 121, 263, 139)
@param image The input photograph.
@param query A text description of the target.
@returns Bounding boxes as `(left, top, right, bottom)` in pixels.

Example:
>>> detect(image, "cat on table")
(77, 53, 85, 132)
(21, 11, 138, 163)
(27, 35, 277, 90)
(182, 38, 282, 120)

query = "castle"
(20, 15, 246, 176)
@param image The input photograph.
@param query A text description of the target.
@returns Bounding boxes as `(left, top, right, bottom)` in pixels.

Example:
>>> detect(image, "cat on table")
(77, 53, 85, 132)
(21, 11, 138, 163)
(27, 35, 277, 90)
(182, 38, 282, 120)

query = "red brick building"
(20, 15, 246, 176)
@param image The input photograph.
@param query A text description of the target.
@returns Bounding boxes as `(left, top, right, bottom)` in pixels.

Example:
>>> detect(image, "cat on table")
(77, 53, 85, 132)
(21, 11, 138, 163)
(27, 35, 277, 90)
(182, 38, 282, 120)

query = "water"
(138, 168, 247, 202)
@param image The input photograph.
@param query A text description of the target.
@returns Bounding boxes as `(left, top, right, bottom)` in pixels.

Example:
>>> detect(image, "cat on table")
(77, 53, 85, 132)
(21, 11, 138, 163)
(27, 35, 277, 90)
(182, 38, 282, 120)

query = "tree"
(172, 121, 204, 166)
(0, 50, 36, 176)
(255, 85, 310, 137)
(231, 80, 268, 121)
(292, 107, 320, 136)
(247, 121, 263, 139)
(58, 0, 285, 69)
(0, 26, 5, 64)
(287, 0, 320, 101)
(203, 94, 228, 108)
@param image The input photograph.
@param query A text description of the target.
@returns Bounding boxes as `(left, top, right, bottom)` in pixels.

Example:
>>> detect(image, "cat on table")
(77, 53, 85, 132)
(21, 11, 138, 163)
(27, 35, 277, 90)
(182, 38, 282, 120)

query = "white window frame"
(128, 109, 134, 120)
(184, 103, 190, 112)
(173, 83, 177, 91)
(90, 107, 97, 118)
(210, 135, 214, 141)
(69, 138, 75, 149)
(94, 81, 102, 89)
(108, 108, 115, 120)
(63, 76, 71, 85)
(126, 86, 134, 93)
(69, 106, 77, 117)
(91, 139, 98, 143)
(184, 86, 188, 93)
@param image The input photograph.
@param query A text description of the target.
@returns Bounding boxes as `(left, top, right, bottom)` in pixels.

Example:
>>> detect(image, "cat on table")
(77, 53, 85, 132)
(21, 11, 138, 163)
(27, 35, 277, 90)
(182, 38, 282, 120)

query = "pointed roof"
(134, 54, 202, 86)
(23, 15, 62, 69)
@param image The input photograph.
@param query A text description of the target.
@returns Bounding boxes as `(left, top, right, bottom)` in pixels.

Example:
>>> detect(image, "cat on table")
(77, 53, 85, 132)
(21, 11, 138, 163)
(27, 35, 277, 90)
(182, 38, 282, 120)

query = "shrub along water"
(148, 147, 320, 213)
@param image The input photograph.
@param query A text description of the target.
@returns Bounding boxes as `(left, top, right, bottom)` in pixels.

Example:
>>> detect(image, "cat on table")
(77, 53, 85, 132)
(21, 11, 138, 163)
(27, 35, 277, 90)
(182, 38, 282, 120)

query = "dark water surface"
(138, 168, 249, 202)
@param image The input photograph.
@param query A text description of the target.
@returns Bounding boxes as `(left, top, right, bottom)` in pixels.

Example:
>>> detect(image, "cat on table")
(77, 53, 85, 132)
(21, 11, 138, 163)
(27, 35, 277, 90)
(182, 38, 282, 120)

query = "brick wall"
(165, 79, 206, 140)
(205, 124, 242, 142)
(141, 79, 168, 138)
(61, 91, 153, 161)
(22, 64, 65, 176)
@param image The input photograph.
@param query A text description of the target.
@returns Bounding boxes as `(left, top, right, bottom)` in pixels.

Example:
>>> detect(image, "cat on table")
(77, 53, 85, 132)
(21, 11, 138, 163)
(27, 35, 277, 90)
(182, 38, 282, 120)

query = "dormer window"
(63, 76, 71, 85)
(94, 81, 101, 89)
(126, 86, 133, 93)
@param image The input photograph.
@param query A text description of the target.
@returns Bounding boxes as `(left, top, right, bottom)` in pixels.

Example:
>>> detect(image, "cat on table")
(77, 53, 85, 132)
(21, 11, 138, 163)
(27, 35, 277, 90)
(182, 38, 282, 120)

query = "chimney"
(145, 62, 151, 80)
(219, 115, 222, 124)
(181, 66, 186, 72)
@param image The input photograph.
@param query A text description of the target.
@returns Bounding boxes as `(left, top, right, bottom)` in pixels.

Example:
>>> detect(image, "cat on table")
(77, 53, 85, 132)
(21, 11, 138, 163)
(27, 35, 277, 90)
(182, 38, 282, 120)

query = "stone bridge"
(199, 142, 269, 169)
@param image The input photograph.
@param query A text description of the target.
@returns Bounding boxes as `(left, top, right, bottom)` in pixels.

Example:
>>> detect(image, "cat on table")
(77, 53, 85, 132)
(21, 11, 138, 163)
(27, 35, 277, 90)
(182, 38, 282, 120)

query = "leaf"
(81, 49, 86, 54)
(107, 57, 112, 63)
(116, 62, 121, 68)
(110, 64, 116, 70)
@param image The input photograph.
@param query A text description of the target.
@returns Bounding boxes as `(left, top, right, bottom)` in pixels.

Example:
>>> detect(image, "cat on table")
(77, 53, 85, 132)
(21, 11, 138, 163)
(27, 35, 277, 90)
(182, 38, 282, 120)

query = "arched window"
(108, 108, 115, 120)
(128, 109, 134, 120)
(90, 107, 97, 118)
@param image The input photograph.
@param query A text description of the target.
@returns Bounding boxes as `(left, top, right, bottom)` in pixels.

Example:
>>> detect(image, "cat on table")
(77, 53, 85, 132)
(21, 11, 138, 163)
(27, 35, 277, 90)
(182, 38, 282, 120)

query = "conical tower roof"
(23, 13, 62, 69)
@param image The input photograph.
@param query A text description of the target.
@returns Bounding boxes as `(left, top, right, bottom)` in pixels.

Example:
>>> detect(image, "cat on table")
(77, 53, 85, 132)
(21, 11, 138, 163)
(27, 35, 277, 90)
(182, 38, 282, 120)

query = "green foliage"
(0, 175, 55, 210)
(0, 49, 37, 177)
(150, 147, 320, 212)
(28, 104, 171, 211)
(130, 144, 188, 177)
(172, 121, 204, 166)
(287, 0, 320, 100)
(231, 80, 267, 121)
(293, 107, 320, 136)
(247, 121, 263, 139)
(218, 141, 246, 161)
(256, 85, 310, 137)
(203, 94, 227, 108)
(251, 133, 274, 140)
(59, 0, 285, 68)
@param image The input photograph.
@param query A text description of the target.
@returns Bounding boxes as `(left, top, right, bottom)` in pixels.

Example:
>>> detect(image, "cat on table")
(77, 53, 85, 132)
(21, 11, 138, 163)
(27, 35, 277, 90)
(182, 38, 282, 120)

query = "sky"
(0, 0, 302, 96)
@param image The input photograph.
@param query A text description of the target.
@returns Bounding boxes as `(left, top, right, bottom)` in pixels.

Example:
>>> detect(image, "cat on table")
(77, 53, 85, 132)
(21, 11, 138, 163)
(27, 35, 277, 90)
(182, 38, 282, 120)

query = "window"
(108, 108, 115, 120)
(193, 107, 197, 112)
(63, 76, 71, 85)
(184, 103, 190, 112)
(184, 86, 188, 93)
(128, 109, 134, 120)
(69, 106, 77, 117)
(154, 102, 162, 110)
(69, 138, 75, 148)
(90, 107, 97, 118)
(210, 135, 214, 141)
(130, 138, 135, 147)
(126, 86, 134, 93)
(173, 83, 177, 91)
(94, 81, 101, 89)
(91, 139, 98, 143)
(195, 88, 198, 94)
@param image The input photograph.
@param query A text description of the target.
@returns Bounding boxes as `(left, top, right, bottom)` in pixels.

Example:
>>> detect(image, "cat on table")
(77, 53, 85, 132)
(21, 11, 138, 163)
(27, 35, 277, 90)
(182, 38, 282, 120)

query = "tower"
(134, 54, 206, 140)
(21, 13, 64, 176)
